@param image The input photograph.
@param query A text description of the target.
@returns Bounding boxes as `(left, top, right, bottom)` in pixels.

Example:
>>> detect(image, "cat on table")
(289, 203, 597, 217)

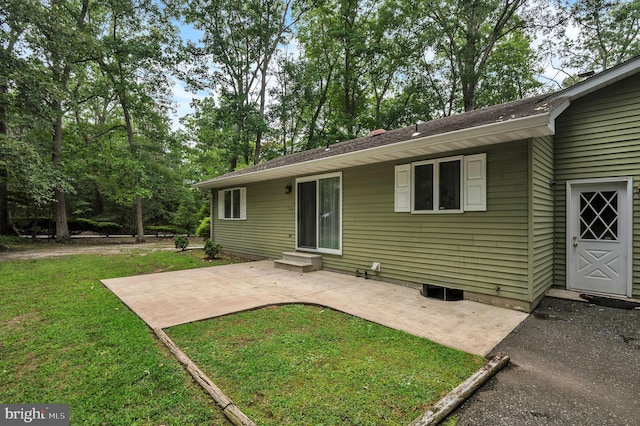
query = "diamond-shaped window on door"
(579, 191, 618, 241)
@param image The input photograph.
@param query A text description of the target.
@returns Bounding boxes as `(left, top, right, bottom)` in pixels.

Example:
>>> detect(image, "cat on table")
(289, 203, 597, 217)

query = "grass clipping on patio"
(167, 304, 485, 425)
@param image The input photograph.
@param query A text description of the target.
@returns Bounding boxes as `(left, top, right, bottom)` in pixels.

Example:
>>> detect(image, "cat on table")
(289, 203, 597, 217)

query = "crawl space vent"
(421, 284, 464, 301)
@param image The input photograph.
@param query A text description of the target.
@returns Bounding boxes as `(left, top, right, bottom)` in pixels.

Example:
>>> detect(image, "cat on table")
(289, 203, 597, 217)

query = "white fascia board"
(547, 99, 571, 133)
(194, 112, 553, 190)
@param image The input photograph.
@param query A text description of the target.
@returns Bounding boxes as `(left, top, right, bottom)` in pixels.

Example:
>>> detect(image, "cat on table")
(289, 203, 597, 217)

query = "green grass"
(0, 250, 232, 425)
(168, 305, 485, 425)
(1, 248, 484, 425)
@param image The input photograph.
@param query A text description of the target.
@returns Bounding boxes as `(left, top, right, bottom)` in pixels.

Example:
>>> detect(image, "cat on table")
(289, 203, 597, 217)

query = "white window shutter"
(217, 190, 225, 219)
(239, 187, 247, 220)
(394, 164, 411, 212)
(464, 154, 487, 211)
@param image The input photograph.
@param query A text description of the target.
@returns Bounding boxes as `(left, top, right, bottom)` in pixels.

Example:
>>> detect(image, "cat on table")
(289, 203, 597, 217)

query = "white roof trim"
(195, 112, 553, 190)
(547, 99, 571, 134)
(550, 56, 640, 101)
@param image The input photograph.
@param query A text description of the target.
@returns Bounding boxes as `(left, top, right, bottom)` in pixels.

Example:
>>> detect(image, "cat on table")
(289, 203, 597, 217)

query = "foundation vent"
(421, 284, 464, 301)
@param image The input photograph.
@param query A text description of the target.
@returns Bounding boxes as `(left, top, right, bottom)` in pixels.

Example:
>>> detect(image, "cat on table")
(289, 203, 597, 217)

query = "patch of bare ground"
(0, 236, 192, 261)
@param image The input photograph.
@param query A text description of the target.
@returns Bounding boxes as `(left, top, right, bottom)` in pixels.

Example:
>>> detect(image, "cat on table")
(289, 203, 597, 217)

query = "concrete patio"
(102, 260, 527, 356)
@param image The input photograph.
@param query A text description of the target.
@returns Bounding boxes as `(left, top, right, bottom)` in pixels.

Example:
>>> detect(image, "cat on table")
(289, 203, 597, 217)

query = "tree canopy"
(1, 0, 637, 239)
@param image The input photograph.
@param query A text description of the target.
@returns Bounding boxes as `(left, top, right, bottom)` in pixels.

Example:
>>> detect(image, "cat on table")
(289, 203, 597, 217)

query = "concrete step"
(274, 252, 322, 272)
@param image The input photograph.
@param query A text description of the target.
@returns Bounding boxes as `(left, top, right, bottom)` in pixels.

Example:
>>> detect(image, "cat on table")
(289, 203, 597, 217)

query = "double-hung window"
(413, 156, 463, 212)
(395, 153, 486, 213)
(218, 187, 246, 220)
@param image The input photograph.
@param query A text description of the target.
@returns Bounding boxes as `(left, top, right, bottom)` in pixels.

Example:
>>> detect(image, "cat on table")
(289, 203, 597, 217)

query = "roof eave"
(194, 112, 553, 190)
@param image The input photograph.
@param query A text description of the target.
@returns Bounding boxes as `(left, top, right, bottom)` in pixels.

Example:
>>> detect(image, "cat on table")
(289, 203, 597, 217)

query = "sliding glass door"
(296, 173, 342, 254)
(297, 181, 317, 249)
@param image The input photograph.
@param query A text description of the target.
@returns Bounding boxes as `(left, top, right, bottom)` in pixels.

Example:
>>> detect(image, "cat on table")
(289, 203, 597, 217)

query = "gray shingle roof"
(194, 54, 640, 190)
(205, 93, 565, 182)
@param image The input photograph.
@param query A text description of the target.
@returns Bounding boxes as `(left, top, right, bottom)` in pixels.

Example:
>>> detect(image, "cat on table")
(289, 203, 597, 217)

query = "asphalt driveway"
(452, 296, 640, 425)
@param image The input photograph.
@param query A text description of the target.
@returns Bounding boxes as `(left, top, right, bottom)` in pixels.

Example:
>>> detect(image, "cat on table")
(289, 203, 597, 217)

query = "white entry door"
(567, 179, 632, 297)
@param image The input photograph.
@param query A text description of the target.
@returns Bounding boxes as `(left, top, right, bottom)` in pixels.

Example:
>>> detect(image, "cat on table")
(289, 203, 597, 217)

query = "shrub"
(72, 218, 98, 233)
(147, 225, 186, 237)
(195, 217, 210, 238)
(173, 194, 201, 236)
(93, 221, 122, 237)
(72, 218, 122, 237)
(174, 236, 189, 251)
(204, 239, 222, 260)
(15, 217, 54, 237)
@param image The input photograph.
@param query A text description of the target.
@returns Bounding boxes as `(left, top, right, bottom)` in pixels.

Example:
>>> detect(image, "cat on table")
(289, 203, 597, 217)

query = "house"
(195, 56, 640, 312)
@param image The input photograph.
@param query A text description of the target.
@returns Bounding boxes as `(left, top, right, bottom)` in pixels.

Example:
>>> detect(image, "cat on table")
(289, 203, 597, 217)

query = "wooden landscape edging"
(155, 324, 508, 426)
(153, 327, 257, 426)
(408, 352, 510, 426)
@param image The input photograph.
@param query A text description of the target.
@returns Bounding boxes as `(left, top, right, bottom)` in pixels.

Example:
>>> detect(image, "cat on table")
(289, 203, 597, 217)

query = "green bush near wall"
(195, 217, 210, 238)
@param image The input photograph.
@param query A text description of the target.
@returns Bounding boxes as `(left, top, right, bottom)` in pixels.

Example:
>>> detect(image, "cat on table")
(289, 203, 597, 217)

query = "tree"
(288, 13, 340, 149)
(2, 0, 209, 241)
(267, 53, 307, 156)
(359, 0, 437, 129)
(549, 0, 640, 74)
(2, 1, 77, 235)
(181, 0, 309, 165)
(414, 0, 532, 112)
(173, 189, 205, 235)
(22, 0, 94, 242)
(474, 30, 542, 107)
(97, 0, 179, 242)
(184, 93, 264, 172)
(0, 0, 33, 234)
(296, 0, 372, 140)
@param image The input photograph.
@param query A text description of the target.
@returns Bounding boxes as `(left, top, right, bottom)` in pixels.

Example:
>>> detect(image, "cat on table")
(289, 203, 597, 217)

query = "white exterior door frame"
(566, 177, 633, 297)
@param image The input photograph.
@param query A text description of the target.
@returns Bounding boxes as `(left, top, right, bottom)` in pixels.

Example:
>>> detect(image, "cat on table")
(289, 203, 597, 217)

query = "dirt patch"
(0, 237, 190, 261)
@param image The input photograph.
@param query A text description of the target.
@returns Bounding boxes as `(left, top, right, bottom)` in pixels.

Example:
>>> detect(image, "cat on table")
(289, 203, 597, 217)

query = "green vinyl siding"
(530, 136, 555, 301)
(554, 73, 640, 298)
(324, 141, 531, 301)
(211, 141, 533, 301)
(213, 178, 295, 259)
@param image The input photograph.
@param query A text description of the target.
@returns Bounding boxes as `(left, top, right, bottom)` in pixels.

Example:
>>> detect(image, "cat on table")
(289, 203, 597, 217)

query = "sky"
(168, 24, 206, 130)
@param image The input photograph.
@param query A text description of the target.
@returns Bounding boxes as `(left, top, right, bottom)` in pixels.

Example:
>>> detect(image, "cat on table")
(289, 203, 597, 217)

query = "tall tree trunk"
(306, 65, 333, 150)
(93, 187, 104, 216)
(134, 195, 144, 243)
(52, 104, 70, 242)
(254, 64, 269, 164)
(47, 0, 89, 243)
(0, 80, 12, 235)
(119, 91, 145, 243)
(344, 48, 353, 135)
(1, 12, 22, 236)
(462, 75, 477, 112)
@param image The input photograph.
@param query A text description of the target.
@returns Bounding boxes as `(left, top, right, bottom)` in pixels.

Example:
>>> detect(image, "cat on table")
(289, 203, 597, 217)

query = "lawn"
(0, 249, 232, 425)
(1, 246, 484, 425)
(167, 305, 484, 425)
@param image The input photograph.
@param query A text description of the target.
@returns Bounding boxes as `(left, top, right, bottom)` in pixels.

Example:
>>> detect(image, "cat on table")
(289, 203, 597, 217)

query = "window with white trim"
(394, 153, 486, 213)
(413, 156, 462, 212)
(218, 187, 246, 220)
